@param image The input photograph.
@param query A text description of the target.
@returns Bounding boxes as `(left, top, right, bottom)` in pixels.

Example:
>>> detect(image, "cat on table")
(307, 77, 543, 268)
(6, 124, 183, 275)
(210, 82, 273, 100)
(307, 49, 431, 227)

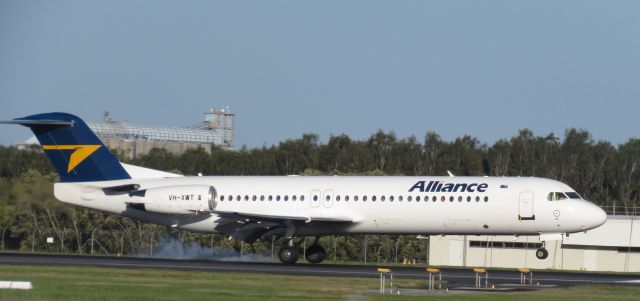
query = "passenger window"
(381, 196, 385, 202)
(441, 196, 445, 202)
(336, 195, 340, 201)
(432, 196, 436, 202)
(220, 195, 225, 201)
(260, 195, 265, 201)
(372, 196, 376, 202)
(390, 196, 394, 202)
(284, 195, 289, 201)
(345, 195, 349, 201)
(467, 196, 471, 202)
(399, 196, 403, 202)
(484, 196, 489, 202)
(363, 196, 367, 202)
(475, 196, 480, 202)
(313, 195, 318, 201)
(228, 195, 232, 201)
(300, 195, 305, 201)
(268, 195, 273, 201)
(276, 195, 281, 201)
(244, 195, 249, 201)
(458, 196, 463, 202)
(408, 196, 412, 202)
(449, 196, 454, 202)
(292, 195, 297, 201)
(236, 195, 241, 201)
(354, 195, 359, 201)
(325, 195, 330, 201)
(416, 196, 421, 202)
(252, 195, 257, 201)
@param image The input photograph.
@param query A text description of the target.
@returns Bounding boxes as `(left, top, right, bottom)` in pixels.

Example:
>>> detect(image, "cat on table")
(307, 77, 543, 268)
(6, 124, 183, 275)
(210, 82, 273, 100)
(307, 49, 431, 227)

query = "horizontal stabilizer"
(0, 119, 74, 126)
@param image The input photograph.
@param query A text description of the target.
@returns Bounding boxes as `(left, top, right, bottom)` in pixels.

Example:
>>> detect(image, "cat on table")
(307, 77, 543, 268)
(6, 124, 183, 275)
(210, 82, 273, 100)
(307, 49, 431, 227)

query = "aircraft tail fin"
(2, 112, 131, 182)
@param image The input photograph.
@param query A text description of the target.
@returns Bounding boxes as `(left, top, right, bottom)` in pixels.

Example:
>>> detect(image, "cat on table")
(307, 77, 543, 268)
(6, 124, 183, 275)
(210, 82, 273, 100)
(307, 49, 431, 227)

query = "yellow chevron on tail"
(41, 145, 102, 173)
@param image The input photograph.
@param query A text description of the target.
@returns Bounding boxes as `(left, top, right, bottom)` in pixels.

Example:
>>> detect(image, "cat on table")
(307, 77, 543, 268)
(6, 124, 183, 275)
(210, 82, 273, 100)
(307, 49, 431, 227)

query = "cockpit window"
(565, 192, 582, 199)
(547, 192, 569, 201)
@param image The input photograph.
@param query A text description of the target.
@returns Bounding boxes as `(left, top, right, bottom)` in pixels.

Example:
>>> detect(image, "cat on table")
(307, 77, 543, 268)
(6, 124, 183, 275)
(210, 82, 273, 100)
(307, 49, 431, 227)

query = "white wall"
(428, 216, 640, 272)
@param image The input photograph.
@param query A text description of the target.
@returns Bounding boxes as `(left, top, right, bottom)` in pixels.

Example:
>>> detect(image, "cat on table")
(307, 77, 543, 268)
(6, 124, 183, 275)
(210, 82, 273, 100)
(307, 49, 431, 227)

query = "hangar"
(428, 215, 640, 272)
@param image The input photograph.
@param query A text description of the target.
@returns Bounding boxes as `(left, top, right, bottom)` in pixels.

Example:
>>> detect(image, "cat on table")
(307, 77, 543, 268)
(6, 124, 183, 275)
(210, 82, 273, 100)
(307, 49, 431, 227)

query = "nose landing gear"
(535, 248, 549, 259)
(536, 242, 549, 259)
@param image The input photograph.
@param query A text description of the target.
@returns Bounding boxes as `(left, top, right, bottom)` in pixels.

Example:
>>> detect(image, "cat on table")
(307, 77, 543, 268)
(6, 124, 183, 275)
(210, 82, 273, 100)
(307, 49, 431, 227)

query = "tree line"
(0, 128, 638, 262)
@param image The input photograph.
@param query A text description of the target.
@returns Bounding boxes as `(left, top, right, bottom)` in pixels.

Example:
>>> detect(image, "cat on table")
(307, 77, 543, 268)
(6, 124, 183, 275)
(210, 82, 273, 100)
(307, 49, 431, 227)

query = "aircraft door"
(323, 190, 334, 208)
(518, 191, 535, 220)
(310, 189, 321, 208)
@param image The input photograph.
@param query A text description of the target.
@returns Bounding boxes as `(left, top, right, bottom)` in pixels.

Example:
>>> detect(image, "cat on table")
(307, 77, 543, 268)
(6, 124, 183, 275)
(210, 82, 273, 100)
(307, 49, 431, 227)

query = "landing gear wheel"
(305, 244, 326, 264)
(278, 245, 300, 264)
(536, 248, 549, 260)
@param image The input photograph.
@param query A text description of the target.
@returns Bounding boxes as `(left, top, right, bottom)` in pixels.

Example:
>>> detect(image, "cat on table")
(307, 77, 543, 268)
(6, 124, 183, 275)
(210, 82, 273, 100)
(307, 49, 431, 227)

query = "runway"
(1, 252, 640, 288)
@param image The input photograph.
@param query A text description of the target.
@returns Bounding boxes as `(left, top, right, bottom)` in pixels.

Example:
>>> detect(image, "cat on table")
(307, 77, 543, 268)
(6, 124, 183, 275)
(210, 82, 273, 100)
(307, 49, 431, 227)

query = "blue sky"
(1, 1, 639, 148)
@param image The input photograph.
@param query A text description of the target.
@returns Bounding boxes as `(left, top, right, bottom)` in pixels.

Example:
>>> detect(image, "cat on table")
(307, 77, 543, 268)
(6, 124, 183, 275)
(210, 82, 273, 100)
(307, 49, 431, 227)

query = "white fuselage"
(53, 175, 607, 238)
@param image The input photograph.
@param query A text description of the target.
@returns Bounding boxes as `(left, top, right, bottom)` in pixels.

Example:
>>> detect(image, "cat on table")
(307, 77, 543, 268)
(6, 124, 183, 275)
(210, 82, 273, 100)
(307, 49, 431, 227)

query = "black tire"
(305, 245, 326, 264)
(536, 248, 549, 260)
(278, 245, 300, 264)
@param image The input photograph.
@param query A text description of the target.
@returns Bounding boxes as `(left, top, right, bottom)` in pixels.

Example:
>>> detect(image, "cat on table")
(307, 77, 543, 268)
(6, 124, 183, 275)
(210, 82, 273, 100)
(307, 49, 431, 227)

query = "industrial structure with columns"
(17, 108, 235, 159)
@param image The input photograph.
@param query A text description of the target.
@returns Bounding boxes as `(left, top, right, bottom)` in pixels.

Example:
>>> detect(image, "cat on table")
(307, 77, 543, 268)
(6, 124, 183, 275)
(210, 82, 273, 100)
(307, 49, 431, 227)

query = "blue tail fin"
(7, 112, 131, 182)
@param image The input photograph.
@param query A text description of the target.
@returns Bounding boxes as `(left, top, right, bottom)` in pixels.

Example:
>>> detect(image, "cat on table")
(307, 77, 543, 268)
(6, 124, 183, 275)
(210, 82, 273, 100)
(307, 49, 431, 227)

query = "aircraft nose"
(583, 200, 607, 230)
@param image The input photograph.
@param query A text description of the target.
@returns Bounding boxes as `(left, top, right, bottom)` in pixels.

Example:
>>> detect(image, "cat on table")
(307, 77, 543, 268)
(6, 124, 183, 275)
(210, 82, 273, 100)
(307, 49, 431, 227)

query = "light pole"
(150, 231, 154, 256)
(333, 236, 337, 262)
(1, 228, 6, 252)
(120, 232, 124, 256)
(90, 229, 96, 255)
(363, 235, 369, 263)
(271, 236, 275, 262)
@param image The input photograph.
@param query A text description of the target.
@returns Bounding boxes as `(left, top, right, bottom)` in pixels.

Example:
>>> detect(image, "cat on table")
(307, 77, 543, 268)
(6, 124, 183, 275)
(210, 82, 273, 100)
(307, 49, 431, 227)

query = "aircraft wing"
(212, 209, 354, 242)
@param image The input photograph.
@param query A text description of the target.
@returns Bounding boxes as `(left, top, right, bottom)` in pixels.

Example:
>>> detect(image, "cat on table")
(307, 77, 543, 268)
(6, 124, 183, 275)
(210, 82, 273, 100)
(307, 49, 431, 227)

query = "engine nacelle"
(130, 185, 216, 215)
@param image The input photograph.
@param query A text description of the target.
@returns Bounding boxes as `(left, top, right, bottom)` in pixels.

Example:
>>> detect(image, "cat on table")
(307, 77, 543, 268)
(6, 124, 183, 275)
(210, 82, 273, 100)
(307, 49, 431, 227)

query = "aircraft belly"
(342, 203, 525, 234)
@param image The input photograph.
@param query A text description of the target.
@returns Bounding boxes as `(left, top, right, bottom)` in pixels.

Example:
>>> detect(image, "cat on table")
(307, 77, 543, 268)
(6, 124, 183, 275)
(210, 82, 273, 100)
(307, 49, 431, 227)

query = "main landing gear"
(536, 242, 549, 260)
(277, 237, 327, 264)
(278, 244, 300, 264)
(304, 238, 327, 264)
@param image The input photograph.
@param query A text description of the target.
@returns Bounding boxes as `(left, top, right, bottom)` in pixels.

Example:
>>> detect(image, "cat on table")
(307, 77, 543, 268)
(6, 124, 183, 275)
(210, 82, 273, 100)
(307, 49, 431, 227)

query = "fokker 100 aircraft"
(2, 113, 607, 263)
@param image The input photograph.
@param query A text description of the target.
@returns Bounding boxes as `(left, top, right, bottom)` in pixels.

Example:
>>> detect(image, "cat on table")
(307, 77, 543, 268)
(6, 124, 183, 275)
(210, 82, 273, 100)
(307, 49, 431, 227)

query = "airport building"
(88, 108, 235, 158)
(428, 214, 640, 272)
(16, 108, 235, 159)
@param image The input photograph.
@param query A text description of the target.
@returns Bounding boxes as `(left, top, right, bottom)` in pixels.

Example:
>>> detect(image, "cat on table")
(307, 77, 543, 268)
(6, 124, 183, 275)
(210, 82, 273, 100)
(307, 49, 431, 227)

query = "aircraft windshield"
(565, 192, 582, 199)
(547, 191, 582, 201)
(547, 192, 568, 201)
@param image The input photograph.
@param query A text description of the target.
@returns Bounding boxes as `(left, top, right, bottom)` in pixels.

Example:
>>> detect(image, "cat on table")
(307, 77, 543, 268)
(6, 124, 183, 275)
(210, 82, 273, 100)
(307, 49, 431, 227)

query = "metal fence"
(601, 205, 640, 216)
